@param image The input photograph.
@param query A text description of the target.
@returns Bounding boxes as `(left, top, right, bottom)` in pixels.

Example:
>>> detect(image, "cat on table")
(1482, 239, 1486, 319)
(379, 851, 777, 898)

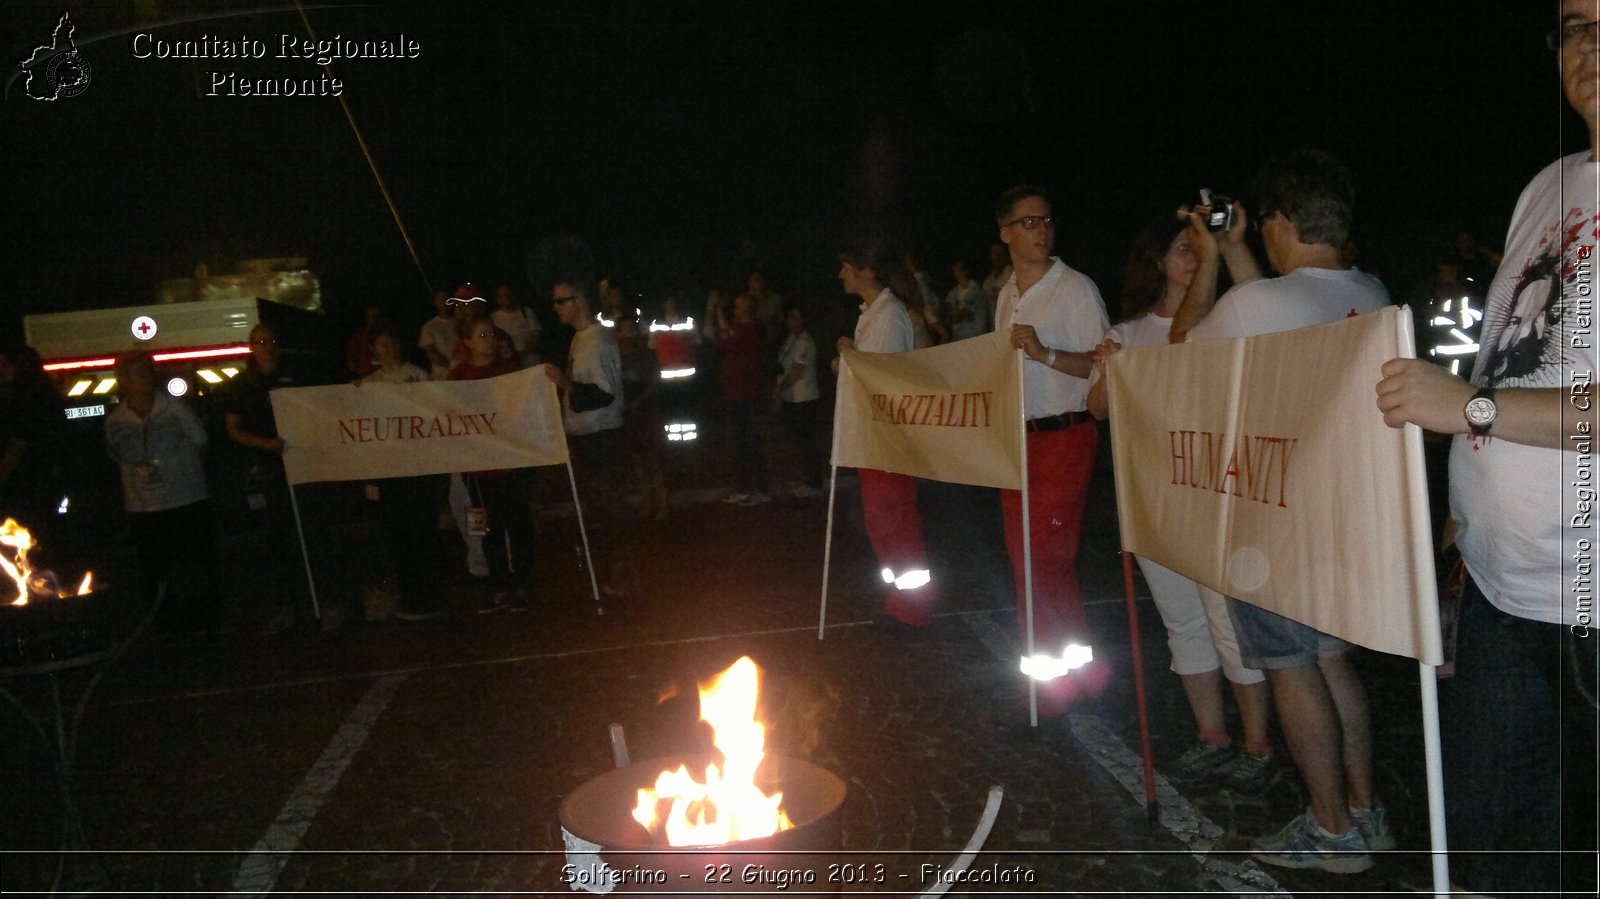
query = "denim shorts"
(1226, 596, 1349, 668)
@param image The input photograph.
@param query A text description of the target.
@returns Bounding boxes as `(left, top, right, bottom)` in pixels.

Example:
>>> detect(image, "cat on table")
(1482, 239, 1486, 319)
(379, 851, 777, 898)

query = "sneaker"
(792, 485, 823, 499)
(1252, 809, 1373, 874)
(477, 592, 510, 614)
(1169, 740, 1235, 782)
(738, 492, 772, 506)
(721, 492, 751, 504)
(394, 608, 446, 622)
(1350, 804, 1395, 851)
(1219, 749, 1280, 797)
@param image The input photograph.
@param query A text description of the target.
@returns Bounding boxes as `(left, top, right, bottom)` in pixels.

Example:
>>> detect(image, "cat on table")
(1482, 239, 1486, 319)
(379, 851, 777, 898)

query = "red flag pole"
(1122, 549, 1158, 820)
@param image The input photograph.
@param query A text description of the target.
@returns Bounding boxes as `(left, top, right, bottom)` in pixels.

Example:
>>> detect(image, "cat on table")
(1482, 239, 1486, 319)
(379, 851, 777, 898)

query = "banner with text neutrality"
(1105, 306, 1441, 664)
(832, 331, 1024, 491)
(271, 367, 567, 486)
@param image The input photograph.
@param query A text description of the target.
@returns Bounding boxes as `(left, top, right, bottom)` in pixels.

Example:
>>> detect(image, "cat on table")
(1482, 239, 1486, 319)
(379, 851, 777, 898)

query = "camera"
(1175, 188, 1236, 232)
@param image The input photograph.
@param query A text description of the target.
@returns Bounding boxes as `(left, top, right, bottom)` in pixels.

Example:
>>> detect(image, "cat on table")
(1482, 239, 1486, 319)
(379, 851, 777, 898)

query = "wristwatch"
(1464, 387, 1497, 437)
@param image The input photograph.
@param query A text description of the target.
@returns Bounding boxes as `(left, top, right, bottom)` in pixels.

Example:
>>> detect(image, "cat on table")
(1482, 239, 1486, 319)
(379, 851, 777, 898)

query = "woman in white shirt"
(105, 350, 219, 634)
(1086, 216, 1275, 793)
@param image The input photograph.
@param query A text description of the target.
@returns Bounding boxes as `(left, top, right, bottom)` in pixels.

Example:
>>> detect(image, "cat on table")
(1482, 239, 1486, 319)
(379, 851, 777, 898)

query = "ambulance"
(19, 262, 334, 539)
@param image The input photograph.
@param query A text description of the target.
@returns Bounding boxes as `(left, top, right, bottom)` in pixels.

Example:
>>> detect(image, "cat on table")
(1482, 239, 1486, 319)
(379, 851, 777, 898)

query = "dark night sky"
(0, 0, 1584, 343)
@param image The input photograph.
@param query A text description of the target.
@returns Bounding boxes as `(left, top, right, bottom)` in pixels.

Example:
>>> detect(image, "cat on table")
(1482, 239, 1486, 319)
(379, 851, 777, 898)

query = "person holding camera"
(1376, 2, 1599, 893)
(1169, 148, 1393, 874)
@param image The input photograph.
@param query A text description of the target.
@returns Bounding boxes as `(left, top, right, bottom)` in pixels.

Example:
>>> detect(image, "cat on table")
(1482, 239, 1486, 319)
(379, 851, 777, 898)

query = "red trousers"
(858, 467, 935, 626)
(1000, 420, 1098, 651)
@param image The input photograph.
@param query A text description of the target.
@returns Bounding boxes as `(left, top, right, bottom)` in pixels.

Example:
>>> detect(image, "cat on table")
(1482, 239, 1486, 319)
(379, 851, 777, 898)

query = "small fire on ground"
(630, 656, 793, 847)
(1, 518, 92, 605)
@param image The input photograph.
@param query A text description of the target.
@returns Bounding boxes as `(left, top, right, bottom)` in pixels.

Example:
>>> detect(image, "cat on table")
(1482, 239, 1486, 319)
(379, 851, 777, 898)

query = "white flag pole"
(818, 366, 848, 640)
(1018, 349, 1037, 727)
(565, 458, 603, 616)
(1419, 662, 1449, 897)
(286, 485, 321, 621)
(818, 466, 839, 641)
(1395, 307, 1450, 897)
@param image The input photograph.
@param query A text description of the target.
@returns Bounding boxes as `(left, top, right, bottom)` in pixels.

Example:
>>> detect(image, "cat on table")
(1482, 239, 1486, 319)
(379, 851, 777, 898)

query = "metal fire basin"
(0, 590, 120, 672)
(559, 754, 846, 896)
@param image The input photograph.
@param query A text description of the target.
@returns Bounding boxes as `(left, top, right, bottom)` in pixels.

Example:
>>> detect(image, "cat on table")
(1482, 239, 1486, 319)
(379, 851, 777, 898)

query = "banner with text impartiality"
(271, 367, 568, 486)
(1105, 305, 1441, 664)
(832, 331, 1024, 490)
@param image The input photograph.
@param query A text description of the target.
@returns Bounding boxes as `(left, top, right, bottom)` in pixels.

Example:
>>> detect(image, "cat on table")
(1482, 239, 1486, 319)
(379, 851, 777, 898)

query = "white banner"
(1105, 306, 1441, 664)
(831, 331, 1023, 491)
(270, 367, 568, 486)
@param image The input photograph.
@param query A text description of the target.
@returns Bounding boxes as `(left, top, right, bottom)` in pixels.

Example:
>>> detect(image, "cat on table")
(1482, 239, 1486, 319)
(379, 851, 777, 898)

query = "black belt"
(1027, 411, 1090, 432)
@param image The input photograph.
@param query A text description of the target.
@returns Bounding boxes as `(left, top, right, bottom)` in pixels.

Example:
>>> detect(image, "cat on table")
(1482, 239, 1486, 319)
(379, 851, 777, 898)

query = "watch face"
(1465, 396, 1497, 426)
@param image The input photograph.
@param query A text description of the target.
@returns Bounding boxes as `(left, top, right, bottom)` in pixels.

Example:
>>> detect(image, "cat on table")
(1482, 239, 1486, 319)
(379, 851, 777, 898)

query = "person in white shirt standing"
(835, 234, 937, 629)
(105, 350, 219, 635)
(1377, 2, 1599, 892)
(1172, 148, 1392, 874)
(545, 278, 636, 601)
(992, 184, 1110, 716)
(491, 282, 543, 368)
(773, 302, 823, 498)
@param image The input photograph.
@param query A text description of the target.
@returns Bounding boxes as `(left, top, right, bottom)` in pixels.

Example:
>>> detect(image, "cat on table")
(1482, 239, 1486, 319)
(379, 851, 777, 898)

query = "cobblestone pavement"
(2, 413, 1449, 896)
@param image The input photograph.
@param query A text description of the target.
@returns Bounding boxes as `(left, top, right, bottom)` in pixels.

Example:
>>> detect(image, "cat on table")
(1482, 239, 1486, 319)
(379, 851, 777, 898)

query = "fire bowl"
(0, 588, 119, 671)
(559, 754, 846, 896)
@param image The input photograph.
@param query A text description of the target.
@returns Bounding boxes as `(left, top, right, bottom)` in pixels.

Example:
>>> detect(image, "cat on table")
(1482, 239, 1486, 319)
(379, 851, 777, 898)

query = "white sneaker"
(1350, 804, 1395, 851)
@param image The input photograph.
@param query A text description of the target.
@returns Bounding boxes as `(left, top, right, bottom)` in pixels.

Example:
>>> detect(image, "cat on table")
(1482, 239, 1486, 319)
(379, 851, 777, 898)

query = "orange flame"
(1, 518, 93, 605)
(630, 656, 793, 846)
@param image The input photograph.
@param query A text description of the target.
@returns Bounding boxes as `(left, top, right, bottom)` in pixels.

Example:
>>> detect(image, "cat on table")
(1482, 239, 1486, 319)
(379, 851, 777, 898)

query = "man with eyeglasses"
(1170, 147, 1393, 874)
(1376, 1, 1600, 893)
(545, 279, 636, 601)
(991, 184, 1111, 717)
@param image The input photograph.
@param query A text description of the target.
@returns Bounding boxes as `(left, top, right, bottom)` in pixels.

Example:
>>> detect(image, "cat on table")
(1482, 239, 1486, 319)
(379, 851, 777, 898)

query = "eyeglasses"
(553, 295, 578, 306)
(1252, 209, 1280, 233)
(1547, 18, 1600, 50)
(1002, 214, 1054, 231)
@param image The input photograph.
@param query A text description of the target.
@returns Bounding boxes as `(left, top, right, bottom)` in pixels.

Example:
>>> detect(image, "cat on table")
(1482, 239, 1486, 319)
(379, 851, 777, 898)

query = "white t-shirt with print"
(1451, 151, 1600, 627)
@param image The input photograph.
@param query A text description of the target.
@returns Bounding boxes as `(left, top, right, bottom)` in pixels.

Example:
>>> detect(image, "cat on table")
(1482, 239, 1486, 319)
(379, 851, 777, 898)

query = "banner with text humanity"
(833, 331, 1024, 491)
(1106, 305, 1441, 664)
(271, 367, 568, 486)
